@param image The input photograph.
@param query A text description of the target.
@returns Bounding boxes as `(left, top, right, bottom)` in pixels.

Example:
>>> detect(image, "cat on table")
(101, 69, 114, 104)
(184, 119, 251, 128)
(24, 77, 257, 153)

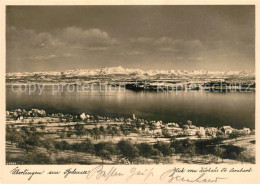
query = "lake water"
(6, 85, 255, 129)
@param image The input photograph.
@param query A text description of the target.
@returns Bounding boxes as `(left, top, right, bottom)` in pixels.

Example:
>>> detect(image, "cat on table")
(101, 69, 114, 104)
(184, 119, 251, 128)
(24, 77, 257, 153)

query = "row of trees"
(7, 125, 175, 164)
(6, 123, 254, 164)
(54, 139, 174, 164)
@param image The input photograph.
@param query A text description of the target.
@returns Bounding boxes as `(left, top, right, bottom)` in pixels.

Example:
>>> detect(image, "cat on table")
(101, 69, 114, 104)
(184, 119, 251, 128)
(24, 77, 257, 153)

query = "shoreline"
(6, 108, 255, 130)
(6, 108, 255, 141)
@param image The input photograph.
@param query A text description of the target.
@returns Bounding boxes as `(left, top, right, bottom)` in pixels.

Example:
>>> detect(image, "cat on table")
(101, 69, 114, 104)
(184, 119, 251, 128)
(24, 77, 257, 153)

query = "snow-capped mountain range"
(6, 66, 255, 78)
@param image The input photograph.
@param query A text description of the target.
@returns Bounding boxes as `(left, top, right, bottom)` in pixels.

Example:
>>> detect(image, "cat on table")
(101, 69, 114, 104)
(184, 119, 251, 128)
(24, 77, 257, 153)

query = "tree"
(58, 128, 66, 139)
(186, 120, 192, 126)
(229, 130, 244, 140)
(120, 125, 130, 137)
(183, 125, 189, 129)
(30, 126, 37, 132)
(6, 125, 11, 133)
(99, 126, 105, 132)
(42, 138, 55, 156)
(20, 126, 29, 134)
(109, 127, 120, 138)
(170, 138, 183, 153)
(214, 145, 225, 162)
(149, 123, 157, 136)
(92, 127, 101, 140)
(84, 118, 89, 124)
(94, 141, 116, 162)
(59, 131, 66, 139)
(99, 150, 112, 164)
(17, 133, 41, 151)
(141, 124, 146, 131)
(7, 132, 22, 143)
(74, 123, 86, 138)
(99, 126, 107, 140)
(106, 125, 112, 132)
(154, 132, 162, 141)
(117, 139, 139, 164)
(66, 132, 73, 138)
(81, 138, 94, 155)
(182, 139, 196, 158)
(137, 143, 155, 158)
(135, 120, 141, 129)
(22, 151, 51, 164)
(102, 130, 108, 140)
(122, 129, 130, 137)
(154, 142, 174, 157)
(55, 140, 71, 151)
(162, 128, 171, 138)
(152, 149, 163, 164)
(40, 125, 45, 131)
(94, 115, 100, 126)
(59, 117, 63, 122)
(66, 117, 71, 122)
(56, 156, 79, 164)
(38, 121, 44, 124)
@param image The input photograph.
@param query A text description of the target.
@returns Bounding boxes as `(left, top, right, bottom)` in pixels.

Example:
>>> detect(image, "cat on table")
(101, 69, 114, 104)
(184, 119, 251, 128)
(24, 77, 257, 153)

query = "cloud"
(129, 37, 153, 44)
(128, 36, 204, 56)
(56, 27, 119, 48)
(27, 53, 75, 61)
(28, 54, 58, 60)
(155, 37, 179, 46)
(7, 26, 119, 51)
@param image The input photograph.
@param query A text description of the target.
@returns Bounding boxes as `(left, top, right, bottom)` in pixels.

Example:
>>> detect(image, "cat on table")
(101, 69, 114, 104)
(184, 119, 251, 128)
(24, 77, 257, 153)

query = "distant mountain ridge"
(6, 66, 255, 78)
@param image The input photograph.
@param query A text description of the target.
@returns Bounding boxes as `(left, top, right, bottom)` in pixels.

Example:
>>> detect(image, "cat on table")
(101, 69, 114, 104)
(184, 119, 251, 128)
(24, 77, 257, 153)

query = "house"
(80, 113, 90, 120)
(205, 127, 218, 137)
(132, 114, 136, 120)
(155, 121, 163, 128)
(31, 109, 46, 117)
(167, 127, 183, 135)
(196, 127, 206, 136)
(166, 122, 182, 135)
(166, 122, 179, 128)
(184, 129, 197, 136)
(17, 115, 23, 121)
(221, 126, 233, 134)
(242, 127, 251, 134)
(125, 118, 132, 124)
(154, 128, 162, 134)
(80, 113, 86, 120)
(189, 125, 197, 129)
(144, 127, 150, 132)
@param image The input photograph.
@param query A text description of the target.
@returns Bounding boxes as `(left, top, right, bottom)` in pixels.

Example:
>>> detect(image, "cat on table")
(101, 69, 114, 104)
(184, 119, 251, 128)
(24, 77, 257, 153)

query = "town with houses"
(6, 108, 255, 165)
(6, 108, 252, 139)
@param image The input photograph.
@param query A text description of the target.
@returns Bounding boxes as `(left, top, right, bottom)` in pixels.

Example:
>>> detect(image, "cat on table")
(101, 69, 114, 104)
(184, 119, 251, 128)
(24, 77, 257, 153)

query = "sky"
(6, 6, 255, 72)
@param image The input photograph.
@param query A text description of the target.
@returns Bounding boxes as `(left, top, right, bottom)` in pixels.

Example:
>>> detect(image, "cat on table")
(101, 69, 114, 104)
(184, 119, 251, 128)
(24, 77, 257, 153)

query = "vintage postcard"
(0, 0, 259, 184)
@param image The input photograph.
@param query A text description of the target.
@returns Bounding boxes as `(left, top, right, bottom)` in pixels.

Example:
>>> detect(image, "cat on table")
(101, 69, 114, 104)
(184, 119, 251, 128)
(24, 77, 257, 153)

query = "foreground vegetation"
(6, 123, 255, 165)
(6, 108, 255, 164)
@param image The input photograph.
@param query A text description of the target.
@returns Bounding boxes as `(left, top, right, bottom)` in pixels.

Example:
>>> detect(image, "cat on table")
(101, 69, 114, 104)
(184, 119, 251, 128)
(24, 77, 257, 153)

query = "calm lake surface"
(6, 85, 255, 129)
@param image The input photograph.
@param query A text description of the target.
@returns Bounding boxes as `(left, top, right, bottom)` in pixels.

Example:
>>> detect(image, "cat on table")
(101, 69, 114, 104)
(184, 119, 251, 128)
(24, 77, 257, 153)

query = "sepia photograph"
(5, 5, 256, 166)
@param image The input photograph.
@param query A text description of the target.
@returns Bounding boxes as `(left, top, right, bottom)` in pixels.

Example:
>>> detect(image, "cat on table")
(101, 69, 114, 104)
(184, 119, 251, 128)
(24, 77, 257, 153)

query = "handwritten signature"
(126, 167, 154, 182)
(160, 169, 227, 183)
(10, 166, 229, 182)
(64, 165, 124, 181)
(86, 165, 123, 181)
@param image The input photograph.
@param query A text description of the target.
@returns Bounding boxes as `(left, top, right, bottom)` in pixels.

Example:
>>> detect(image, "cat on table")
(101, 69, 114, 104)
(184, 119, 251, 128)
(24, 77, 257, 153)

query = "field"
(6, 115, 255, 165)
